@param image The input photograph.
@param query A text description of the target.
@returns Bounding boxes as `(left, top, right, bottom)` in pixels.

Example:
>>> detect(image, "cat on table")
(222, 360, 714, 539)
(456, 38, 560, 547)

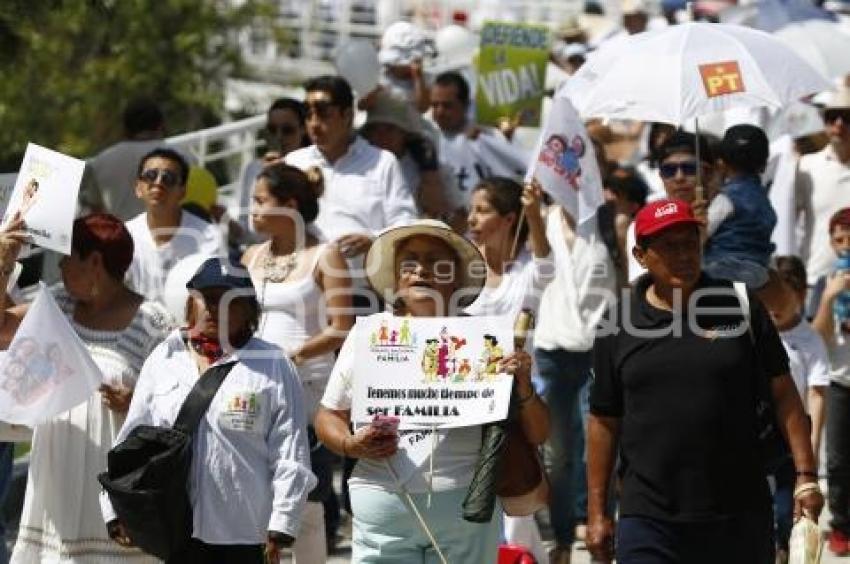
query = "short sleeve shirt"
(590, 274, 789, 521)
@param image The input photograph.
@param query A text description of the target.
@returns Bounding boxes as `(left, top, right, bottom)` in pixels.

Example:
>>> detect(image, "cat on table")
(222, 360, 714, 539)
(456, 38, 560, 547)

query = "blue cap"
(186, 257, 255, 293)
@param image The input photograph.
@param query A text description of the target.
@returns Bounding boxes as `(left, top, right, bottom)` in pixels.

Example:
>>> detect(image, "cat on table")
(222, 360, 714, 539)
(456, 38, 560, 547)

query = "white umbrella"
(774, 20, 850, 80)
(565, 22, 831, 125)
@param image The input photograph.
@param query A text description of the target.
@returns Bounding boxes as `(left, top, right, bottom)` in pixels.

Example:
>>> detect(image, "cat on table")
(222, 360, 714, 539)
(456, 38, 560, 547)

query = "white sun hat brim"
(364, 219, 486, 306)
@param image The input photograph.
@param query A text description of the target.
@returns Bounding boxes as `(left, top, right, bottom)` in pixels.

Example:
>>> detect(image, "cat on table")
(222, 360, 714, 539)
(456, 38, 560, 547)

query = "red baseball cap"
(634, 199, 701, 239)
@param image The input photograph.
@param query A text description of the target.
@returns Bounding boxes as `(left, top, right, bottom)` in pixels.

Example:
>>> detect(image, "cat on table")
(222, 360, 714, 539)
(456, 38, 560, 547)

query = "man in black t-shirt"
(586, 199, 823, 563)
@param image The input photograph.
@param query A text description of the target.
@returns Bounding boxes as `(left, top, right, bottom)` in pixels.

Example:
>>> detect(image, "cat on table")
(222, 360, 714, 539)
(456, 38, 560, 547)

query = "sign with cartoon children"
(1, 143, 86, 255)
(352, 313, 514, 429)
(0, 284, 103, 426)
(526, 95, 604, 225)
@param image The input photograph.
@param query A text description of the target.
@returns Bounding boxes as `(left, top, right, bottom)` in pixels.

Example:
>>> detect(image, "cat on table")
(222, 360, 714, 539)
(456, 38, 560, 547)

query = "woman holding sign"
(0, 214, 172, 563)
(315, 219, 548, 563)
(464, 176, 554, 562)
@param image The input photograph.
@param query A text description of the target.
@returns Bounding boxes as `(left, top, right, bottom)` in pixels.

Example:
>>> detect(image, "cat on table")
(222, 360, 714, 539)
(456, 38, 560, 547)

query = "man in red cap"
(585, 199, 823, 563)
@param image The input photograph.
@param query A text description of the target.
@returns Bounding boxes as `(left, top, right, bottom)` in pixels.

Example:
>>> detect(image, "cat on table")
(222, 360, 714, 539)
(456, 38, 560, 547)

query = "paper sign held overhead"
(475, 21, 550, 128)
(1, 143, 85, 255)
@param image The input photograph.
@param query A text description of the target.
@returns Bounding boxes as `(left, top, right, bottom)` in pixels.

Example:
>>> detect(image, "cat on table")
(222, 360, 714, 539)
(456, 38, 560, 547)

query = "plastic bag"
(789, 516, 823, 564)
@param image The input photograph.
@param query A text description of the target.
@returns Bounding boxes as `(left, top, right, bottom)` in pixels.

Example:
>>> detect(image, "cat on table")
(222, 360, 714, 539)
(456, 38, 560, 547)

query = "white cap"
(378, 22, 432, 66)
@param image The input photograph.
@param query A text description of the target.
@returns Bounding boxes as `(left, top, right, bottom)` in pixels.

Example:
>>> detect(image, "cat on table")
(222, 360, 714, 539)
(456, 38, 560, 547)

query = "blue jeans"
(535, 348, 591, 546)
(770, 459, 795, 551)
(0, 442, 13, 564)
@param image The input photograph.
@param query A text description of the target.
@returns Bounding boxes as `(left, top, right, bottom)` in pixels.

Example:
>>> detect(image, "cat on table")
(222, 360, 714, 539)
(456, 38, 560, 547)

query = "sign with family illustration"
(1, 143, 85, 255)
(352, 314, 514, 429)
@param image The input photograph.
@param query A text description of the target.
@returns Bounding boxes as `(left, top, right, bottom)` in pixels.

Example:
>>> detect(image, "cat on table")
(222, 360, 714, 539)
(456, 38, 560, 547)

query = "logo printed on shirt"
(219, 391, 262, 432)
(699, 61, 745, 98)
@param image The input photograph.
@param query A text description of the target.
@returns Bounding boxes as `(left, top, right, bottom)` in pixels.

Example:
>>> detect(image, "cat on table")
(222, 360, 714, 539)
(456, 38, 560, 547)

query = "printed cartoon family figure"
(419, 328, 504, 383)
(538, 134, 586, 190)
(1, 337, 74, 405)
(372, 318, 415, 348)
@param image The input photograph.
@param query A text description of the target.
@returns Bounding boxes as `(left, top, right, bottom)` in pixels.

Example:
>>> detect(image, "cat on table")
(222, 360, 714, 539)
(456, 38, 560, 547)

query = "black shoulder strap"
(173, 361, 237, 434)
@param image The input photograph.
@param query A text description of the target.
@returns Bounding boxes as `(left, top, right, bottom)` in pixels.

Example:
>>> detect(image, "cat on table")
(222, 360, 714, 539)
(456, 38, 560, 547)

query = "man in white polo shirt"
(124, 148, 223, 304)
(797, 82, 850, 286)
(285, 75, 417, 307)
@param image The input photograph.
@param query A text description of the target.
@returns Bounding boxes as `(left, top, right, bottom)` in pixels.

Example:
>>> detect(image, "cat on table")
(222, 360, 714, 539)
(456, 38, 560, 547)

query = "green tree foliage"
(0, 0, 276, 169)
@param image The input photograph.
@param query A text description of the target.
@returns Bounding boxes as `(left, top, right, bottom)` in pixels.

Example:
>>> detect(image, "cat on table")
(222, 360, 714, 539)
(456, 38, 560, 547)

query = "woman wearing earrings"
(0, 214, 172, 563)
(241, 162, 353, 562)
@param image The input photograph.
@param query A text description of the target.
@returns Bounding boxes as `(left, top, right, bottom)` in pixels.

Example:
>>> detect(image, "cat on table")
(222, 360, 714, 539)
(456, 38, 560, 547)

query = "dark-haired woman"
(103, 257, 316, 563)
(0, 214, 172, 563)
(237, 98, 310, 240)
(464, 177, 554, 562)
(242, 163, 353, 562)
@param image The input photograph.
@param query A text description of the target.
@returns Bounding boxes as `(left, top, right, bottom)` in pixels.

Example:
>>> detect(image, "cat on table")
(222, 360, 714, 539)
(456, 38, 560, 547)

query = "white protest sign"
(0, 284, 103, 426)
(2, 143, 85, 255)
(0, 174, 17, 222)
(352, 314, 514, 429)
(526, 95, 604, 224)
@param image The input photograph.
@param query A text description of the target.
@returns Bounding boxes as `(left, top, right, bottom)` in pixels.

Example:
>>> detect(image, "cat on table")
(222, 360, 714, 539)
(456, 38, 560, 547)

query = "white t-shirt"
(779, 319, 830, 411)
(321, 326, 482, 493)
(796, 145, 850, 284)
(125, 211, 223, 304)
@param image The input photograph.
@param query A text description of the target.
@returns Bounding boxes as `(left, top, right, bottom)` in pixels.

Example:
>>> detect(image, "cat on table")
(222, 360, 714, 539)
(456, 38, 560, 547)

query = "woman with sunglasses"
(0, 214, 173, 564)
(626, 130, 718, 283)
(237, 98, 310, 241)
(241, 162, 353, 563)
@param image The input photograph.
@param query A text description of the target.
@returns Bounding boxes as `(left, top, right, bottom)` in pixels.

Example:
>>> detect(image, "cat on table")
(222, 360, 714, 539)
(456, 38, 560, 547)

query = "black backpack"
(97, 360, 236, 560)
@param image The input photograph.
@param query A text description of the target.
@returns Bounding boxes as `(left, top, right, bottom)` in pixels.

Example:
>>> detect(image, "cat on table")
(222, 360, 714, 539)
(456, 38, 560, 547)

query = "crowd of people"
(0, 4, 849, 564)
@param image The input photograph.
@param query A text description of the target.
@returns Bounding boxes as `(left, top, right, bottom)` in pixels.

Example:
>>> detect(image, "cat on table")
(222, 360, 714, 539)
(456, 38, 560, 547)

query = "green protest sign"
(475, 21, 550, 128)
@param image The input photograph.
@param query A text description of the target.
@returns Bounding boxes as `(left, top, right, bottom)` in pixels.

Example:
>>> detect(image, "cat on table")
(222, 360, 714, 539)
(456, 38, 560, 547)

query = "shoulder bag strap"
(732, 281, 755, 345)
(173, 361, 237, 435)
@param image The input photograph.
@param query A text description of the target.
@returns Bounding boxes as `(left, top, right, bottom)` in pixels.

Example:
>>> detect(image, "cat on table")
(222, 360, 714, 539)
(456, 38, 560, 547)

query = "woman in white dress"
(0, 213, 172, 563)
(241, 163, 352, 563)
(464, 176, 554, 563)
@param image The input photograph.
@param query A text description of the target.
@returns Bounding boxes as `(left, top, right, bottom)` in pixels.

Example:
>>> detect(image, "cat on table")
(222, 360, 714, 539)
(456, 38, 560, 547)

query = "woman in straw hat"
(315, 219, 548, 563)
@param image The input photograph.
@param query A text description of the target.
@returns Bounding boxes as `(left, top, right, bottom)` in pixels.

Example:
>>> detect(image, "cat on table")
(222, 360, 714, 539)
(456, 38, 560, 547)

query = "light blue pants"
(350, 486, 501, 564)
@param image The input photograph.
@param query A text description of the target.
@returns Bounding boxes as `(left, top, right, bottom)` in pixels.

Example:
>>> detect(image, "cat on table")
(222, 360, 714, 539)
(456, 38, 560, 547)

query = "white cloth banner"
(352, 313, 514, 429)
(439, 131, 528, 196)
(0, 284, 103, 426)
(525, 96, 604, 224)
(1, 143, 85, 255)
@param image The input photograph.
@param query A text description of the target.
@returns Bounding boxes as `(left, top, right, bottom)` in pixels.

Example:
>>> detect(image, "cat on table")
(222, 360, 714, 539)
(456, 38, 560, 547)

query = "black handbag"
(97, 360, 236, 560)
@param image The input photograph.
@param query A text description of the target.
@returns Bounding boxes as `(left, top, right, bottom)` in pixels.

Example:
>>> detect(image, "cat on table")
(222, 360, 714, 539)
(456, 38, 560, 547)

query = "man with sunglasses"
(796, 81, 850, 286)
(124, 148, 222, 304)
(285, 75, 416, 304)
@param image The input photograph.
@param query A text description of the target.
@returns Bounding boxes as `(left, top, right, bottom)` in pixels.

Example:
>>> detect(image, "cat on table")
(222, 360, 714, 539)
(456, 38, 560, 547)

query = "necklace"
(262, 242, 298, 283)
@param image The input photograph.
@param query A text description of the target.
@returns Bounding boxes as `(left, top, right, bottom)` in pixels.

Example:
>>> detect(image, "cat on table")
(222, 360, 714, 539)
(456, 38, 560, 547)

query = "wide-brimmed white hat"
(365, 220, 486, 305)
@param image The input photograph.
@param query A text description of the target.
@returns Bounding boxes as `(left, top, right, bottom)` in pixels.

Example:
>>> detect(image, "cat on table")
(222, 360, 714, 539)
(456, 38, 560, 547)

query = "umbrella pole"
(694, 116, 705, 202)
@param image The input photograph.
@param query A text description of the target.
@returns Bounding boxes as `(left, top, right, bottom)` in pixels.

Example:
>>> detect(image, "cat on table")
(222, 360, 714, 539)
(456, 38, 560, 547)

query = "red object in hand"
(371, 415, 400, 434)
(498, 544, 537, 564)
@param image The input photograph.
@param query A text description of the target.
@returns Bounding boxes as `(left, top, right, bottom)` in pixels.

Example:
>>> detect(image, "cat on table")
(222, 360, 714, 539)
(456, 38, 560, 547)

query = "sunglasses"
(267, 124, 299, 136)
(139, 168, 180, 189)
(823, 109, 850, 124)
(659, 161, 699, 179)
(305, 101, 337, 120)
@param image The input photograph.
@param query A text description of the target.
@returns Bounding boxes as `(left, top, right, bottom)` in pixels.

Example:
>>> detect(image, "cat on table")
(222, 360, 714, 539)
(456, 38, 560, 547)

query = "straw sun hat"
(364, 219, 486, 304)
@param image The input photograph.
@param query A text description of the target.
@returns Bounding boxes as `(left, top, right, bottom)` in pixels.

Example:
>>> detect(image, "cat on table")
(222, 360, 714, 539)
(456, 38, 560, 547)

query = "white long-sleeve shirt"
(100, 331, 316, 543)
(285, 136, 417, 242)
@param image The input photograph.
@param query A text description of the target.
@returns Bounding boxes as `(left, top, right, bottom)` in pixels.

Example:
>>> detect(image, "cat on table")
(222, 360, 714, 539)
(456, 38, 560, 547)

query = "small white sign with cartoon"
(352, 314, 514, 429)
(1, 143, 85, 255)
